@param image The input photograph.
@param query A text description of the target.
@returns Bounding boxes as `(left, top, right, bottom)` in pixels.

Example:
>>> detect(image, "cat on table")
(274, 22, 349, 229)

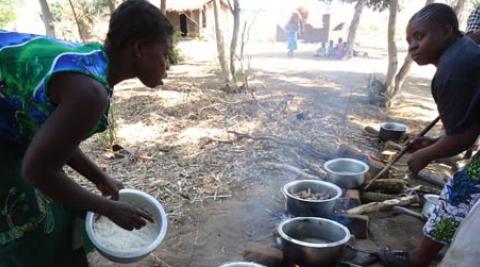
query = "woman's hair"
(106, 0, 174, 48)
(410, 3, 461, 35)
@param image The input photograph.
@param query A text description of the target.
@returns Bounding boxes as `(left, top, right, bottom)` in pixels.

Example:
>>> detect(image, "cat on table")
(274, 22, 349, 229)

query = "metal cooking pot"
(422, 194, 439, 218)
(283, 180, 342, 217)
(379, 122, 408, 142)
(324, 158, 369, 189)
(276, 217, 351, 267)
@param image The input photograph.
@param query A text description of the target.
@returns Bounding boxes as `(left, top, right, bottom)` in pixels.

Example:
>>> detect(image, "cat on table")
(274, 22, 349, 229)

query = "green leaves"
(0, 0, 18, 28)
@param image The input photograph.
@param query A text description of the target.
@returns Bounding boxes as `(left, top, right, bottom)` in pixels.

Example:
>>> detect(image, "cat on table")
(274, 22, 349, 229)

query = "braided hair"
(106, 0, 173, 49)
(410, 3, 462, 36)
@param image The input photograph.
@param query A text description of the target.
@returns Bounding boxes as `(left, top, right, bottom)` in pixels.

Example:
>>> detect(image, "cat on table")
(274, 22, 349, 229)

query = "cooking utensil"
(364, 116, 440, 190)
(379, 122, 408, 142)
(276, 217, 351, 267)
(85, 189, 168, 263)
(283, 180, 342, 217)
(324, 158, 369, 188)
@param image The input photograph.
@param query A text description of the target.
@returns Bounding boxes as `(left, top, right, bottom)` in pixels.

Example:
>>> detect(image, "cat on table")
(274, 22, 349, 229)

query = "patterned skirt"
(424, 153, 480, 244)
(0, 141, 79, 267)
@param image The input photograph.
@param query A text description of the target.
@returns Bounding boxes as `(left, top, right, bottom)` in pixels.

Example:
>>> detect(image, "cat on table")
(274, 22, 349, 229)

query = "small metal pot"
(379, 122, 408, 142)
(324, 158, 369, 189)
(283, 180, 342, 217)
(276, 217, 351, 267)
(422, 194, 440, 218)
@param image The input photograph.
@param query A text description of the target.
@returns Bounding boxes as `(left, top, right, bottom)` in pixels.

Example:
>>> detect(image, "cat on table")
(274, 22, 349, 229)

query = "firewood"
(406, 185, 441, 195)
(367, 160, 388, 178)
(381, 150, 397, 162)
(346, 195, 419, 215)
(412, 170, 447, 188)
(384, 140, 403, 151)
(366, 178, 408, 194)
(363, 126, 379, 137)
(392, 206, 426, 222)
(361, 192, 398, 203)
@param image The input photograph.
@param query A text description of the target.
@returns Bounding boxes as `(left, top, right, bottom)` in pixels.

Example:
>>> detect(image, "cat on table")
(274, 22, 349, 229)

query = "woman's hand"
(104, 200, 154, 231)
(408, 150, 432, 175)
(407, 136, 437, 152)
(96, 175, 124, 200)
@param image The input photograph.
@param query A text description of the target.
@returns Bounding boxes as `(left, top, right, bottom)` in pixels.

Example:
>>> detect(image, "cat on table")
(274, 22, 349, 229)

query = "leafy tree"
(0, 0, 17, 28)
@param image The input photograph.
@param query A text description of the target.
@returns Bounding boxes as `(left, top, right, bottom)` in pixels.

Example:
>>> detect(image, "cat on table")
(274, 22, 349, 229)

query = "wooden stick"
(392, 206, 426, 222)
(361, 191, 398, 203)
(364, 116, 440, 190)
(346, 195, 419, 215)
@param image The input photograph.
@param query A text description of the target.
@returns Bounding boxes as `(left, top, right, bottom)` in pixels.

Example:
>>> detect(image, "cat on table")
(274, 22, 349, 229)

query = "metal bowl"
(324, 158, 369, 189)
(283, 180, 342, 217)
(277, 217, 351, 267)
(422, 194, 439, 218)
(219, 262, 266, 267)
(85, 189, 168, 263)
(379, 122, 408, 141)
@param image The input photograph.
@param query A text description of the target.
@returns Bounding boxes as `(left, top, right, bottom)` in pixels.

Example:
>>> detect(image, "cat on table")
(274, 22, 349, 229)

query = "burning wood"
(294, 188, 331, 200)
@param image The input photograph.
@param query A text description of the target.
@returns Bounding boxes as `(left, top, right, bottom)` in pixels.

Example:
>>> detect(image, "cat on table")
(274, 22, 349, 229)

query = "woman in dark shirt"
(379, 3, 480, 267)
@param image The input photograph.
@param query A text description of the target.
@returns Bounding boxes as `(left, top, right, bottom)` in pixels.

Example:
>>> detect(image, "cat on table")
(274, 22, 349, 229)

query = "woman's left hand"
(408, 150, 432, 175)
(96, 175, 124, 200)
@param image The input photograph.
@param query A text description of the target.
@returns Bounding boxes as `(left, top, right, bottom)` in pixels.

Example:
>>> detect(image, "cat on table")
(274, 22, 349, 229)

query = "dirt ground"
(83, 40, 448, 267)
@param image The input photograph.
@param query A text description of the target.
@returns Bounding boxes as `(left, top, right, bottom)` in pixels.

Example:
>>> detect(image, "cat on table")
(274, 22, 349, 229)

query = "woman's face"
(406, 19, 453, 66)
(134, 38, 172, 88)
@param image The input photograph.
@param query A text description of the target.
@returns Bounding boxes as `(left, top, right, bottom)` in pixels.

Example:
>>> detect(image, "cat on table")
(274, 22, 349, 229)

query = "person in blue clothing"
(285, 11, 302, 57)
(377, 4, 480, 267)
(0, 0, 172, 266)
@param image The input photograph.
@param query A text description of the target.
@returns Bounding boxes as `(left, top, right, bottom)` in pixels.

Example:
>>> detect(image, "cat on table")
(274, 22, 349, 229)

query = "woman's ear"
(132, 40, 144, 59)
(443, 24, 454, 37)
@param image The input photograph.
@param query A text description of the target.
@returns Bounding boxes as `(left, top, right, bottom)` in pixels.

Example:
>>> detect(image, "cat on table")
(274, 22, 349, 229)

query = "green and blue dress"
(0, 31, 111, 266)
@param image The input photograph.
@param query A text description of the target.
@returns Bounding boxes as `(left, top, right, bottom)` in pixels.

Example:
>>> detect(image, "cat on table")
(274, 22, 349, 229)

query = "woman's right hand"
(104, 200, 154, 231)
(407, 136, 437, 152)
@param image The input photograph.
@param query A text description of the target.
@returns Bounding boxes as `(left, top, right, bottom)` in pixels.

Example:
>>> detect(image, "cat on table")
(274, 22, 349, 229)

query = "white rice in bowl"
(94, 216, 157, 253)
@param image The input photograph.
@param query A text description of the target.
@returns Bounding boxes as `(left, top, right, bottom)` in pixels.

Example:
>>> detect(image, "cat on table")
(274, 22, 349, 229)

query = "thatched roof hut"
(164, 0, 230, 37)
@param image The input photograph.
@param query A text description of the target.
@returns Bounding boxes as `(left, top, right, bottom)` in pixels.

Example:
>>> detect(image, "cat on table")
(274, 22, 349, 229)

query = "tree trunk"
(68, 0, 86, 42)
(160, 0, 166, 15)
(390, 0, 434, 100)
(345, 0, 366, 59)
(384, 0, 399, 98)
(213, 0, 231, 82)
(38, 0, 55, 37)
(454, 0, 466, 22)
(108, 0, 115, 14)
(229, 0, 240, 83)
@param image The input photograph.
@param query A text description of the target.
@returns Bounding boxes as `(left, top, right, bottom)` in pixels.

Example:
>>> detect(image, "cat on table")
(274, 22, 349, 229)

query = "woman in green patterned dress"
(0, 0, 172, 266)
